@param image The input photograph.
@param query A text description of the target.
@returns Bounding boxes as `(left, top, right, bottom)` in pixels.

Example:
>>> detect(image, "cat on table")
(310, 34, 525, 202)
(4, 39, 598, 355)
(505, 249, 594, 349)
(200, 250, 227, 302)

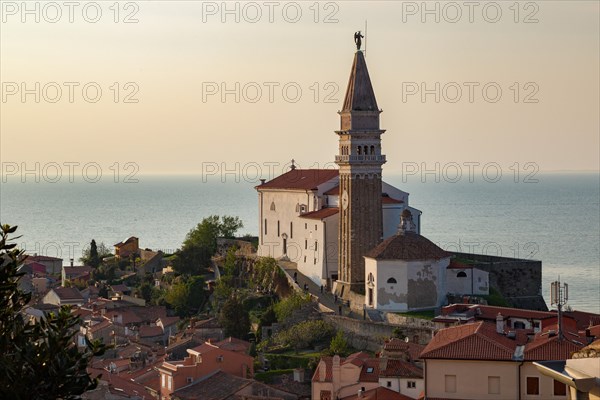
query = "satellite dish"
(404, 337, 409, 343)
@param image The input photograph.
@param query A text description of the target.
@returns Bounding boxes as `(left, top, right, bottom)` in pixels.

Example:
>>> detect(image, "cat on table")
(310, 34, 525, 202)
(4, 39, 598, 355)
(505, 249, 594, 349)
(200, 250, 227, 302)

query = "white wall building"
(256, 167, 421, 287)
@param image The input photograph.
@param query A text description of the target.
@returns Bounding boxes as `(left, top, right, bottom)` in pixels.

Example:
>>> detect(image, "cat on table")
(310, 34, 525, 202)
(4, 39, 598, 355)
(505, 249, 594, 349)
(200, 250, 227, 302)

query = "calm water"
(1, 173, 598, 313)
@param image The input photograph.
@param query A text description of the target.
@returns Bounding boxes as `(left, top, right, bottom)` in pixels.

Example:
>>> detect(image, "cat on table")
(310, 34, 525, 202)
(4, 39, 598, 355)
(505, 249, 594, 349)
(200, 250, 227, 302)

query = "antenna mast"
(551, 278, 569, 341)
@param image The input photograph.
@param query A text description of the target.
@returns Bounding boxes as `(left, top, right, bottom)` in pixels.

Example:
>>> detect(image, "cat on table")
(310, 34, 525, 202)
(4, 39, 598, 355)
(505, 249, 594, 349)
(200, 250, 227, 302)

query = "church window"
(314, 258, 317, 264)
(305, 223, 307, 229)
(304, 256, 306, 263)
(277, 221, 280, 237)
(364, 145, 368, 154)
(357, 146, 362, 155)
(290, 222, 293, 238)
(264, 219, 267, 235)
(387, 277, 397, 284)
(315, 241, 318, 251)
(305, 240, 307, 250)
(315, 224, 317, 231)
(270, 202, 276, 211)
(457, 271, 467, 278)
(370, 145, 375, 154)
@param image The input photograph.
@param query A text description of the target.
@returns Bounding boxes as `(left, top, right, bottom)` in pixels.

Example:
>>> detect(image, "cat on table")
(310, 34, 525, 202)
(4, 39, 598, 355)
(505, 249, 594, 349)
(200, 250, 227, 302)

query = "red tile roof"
(299, 208, 339, 220)
(342, 387, 414, 400)
(256, 169, 338, 191)
(214, 336, 251, 353)
(366, 232, 451, 261)
(383, 339, 425, 361)
(139, 325, 163, 338)
(421, 321, 586, 362)
(358, 358, 380, 382)
(25, 255, 62, 262)
(53, 287, 84, 301)
(380, 359, 422, 378)
(420, 321, 518, 361)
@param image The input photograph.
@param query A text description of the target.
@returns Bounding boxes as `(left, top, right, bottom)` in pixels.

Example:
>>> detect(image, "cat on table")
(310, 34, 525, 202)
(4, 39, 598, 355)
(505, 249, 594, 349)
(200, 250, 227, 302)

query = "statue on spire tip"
(354, 31, 364, 50)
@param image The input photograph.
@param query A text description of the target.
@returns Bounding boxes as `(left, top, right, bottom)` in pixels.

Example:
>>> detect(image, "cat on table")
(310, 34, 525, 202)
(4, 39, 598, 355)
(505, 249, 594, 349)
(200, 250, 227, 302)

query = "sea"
(1, 173, 598, 314)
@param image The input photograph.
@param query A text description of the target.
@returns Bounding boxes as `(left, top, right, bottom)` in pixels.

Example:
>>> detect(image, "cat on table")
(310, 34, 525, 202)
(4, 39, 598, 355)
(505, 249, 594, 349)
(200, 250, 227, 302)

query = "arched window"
(364, 146, 368, 155)
(456, 271, 467, 278)
(357, 146, 362, 155)
(387, 277, 397, 284)
(270, 202, 276, 211)
(370, 145, 375, 155)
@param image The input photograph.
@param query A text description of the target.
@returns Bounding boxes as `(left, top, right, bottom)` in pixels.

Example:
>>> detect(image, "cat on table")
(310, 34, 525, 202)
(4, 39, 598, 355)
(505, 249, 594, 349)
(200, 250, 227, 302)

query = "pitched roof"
(256, 169, 338, 191)
(299, 208, 340, 220)
(366, 232, 451, 261)
(114, 236, 138, 247)
(139, 325, 163, 338)
(382, 338, 426, 361)
(342, 387, 415, 400)
(420, 321, 518, 361)
(342, 51, 379, 112)
(380, 359, 422, 379)
(52, 287, 84, 301)
(214, 336, 251, 353)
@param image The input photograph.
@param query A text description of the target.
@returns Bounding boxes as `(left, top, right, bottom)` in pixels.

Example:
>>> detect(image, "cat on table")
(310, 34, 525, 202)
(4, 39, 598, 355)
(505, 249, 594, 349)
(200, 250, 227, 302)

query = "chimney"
(496, 313, 504, 334)
(332, 355, 341, 385)
(259, 179, 266, 185)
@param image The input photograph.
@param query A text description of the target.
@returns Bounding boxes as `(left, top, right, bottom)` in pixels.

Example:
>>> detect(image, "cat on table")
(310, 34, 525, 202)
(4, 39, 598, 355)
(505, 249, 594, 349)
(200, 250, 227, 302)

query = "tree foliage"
(164, 276, 208, 317)
(172, 215, 243, 276)
(272, 320, 335, 351)
(329, 330, 349, 356)
(219, 293, 250, 339)
(273, 292, 311, 322)
(0, 224, 105, 399)
(80, 240, 112, 266)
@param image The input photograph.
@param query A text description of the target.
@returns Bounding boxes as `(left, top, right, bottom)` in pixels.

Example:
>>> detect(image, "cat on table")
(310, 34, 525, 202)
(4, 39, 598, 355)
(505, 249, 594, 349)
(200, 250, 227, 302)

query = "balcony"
(335, 155, 386, 163)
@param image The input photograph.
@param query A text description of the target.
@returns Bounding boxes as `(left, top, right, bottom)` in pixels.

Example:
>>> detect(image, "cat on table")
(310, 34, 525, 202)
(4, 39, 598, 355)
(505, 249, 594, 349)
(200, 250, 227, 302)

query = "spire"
(342, 51, 379, 112)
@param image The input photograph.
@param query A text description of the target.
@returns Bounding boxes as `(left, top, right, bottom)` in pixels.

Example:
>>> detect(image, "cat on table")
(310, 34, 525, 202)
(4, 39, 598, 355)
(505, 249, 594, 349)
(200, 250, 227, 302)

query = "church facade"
(256, 45, 421, 292)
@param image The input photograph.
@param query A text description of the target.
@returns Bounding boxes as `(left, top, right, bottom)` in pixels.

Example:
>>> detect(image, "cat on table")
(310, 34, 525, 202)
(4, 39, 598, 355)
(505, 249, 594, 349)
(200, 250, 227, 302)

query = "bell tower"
(335, 45, 386, 297)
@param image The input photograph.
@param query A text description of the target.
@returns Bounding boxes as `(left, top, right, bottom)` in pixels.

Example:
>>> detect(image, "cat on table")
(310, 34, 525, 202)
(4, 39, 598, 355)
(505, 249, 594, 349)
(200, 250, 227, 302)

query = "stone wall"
(322, 314, 434, 352)
(452, 252, 547, 310)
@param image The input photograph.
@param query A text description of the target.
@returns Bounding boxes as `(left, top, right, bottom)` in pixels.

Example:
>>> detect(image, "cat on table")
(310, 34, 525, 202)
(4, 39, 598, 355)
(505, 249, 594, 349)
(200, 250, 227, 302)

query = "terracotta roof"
(421, 321, 586, 362)
(299, 207, 339, 220)
(52, 287, 84, 301)
(114, 236, 138, 247)
(343, 387, 414, 400)
(256, 169, 338, 191)
(139, 325, 163, 338)
(420, 321, 518, 361)
(324, 185, 340, 195)
(358, 358, 380, 382)
(446, 259, 474, 270)
(214, 336, 251, 353)
(171, 370, 293, 400)
(380, 359, 422, 378)
(382, 339, 426, 361)
(88, 319, 113, 333)
(110, 284, 129, 293)
(342, 50, 379, 112)
(563, 310, 600, 330)
(366, 232, 451, 261)
(524, 324, 586, 361)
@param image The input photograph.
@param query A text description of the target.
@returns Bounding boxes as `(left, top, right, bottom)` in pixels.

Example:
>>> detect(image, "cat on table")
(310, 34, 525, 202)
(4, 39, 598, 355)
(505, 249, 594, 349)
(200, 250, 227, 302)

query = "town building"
(157, 339, 254, 399)
(419, 319, 593, 399)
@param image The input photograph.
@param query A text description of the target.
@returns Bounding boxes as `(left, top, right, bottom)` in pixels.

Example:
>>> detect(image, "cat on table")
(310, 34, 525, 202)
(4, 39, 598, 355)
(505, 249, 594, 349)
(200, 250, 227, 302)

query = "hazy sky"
(1, 1, 599, 178)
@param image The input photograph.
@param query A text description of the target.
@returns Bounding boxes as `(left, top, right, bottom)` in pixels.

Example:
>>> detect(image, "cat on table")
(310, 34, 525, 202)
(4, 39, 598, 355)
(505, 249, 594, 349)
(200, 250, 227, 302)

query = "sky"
(1, 1, 599, 178)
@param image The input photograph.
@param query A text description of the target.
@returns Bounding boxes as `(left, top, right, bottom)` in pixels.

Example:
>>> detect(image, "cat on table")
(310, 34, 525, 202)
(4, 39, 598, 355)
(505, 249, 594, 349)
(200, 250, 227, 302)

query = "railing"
(335, 155, 386, 163)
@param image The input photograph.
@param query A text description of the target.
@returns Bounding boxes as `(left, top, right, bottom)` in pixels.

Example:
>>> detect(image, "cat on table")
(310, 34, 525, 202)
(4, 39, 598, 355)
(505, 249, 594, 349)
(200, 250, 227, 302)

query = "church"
(256, 37, 489, 311)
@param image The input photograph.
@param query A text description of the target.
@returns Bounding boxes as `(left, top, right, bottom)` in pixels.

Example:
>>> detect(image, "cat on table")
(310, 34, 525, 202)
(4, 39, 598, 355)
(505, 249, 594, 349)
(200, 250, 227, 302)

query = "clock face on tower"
(342, 189, 349, 210)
